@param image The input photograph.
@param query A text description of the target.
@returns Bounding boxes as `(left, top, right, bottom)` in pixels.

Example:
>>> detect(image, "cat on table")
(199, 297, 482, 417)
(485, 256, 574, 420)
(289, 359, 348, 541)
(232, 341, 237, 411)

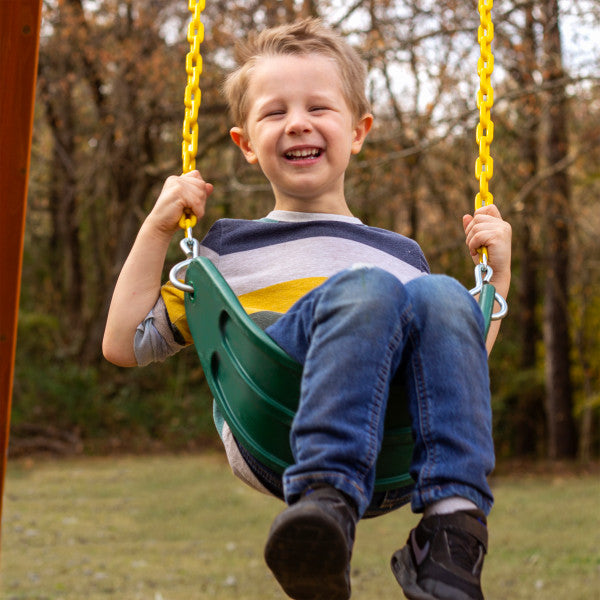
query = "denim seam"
(306, 272, 384, 484)
(414, 482, 493, 516)
(363, 312, 407, 482)
(408, 315, 439, 497)
(285, 471, 367, 507)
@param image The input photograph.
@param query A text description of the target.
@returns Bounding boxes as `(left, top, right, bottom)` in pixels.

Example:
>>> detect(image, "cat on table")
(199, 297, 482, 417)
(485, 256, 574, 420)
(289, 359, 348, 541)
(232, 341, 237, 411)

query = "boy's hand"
(463, 204, 511, 353)
(147, 170, 214, 237)
(462, 204, 511, 281)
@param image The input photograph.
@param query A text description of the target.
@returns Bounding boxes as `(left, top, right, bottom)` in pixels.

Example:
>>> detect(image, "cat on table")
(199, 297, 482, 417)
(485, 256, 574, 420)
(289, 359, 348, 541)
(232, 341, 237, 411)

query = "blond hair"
(223, 18, 370, 127)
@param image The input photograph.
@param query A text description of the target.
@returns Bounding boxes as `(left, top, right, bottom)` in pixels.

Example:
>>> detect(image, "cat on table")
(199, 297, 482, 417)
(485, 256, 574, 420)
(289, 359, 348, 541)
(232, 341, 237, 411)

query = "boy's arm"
(103, 171, 212, 367)
(462, 204, 512, 355)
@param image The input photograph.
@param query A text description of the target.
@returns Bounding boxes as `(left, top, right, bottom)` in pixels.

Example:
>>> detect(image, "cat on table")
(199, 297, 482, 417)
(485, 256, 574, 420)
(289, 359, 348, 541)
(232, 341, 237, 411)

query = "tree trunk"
(513, 3, 543, 456)
(541, 0, 577, 458)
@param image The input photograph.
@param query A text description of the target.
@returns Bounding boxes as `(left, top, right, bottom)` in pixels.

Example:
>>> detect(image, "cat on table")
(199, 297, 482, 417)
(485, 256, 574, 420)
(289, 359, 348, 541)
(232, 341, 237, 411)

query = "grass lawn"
(1, 453, 598, 599)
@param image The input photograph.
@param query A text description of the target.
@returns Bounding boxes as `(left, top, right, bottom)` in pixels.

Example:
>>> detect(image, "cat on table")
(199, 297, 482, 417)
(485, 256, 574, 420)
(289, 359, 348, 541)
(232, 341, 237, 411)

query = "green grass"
(1, 454, 598, 599)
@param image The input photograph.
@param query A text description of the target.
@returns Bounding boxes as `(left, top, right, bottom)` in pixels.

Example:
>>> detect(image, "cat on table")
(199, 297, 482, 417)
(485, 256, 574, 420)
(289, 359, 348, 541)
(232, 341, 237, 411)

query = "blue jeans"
(265, 266, 495, 518)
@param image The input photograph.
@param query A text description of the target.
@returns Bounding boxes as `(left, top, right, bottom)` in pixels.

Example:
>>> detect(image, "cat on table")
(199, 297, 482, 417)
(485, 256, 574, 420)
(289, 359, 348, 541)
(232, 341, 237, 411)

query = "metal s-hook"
(170, 235, 200, 294)
(469, 261, 508, 328)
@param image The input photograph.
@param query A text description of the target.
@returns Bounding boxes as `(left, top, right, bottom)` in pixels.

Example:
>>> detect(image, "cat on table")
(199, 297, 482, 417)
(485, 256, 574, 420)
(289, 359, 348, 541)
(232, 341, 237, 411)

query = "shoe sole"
(391, 546, 438, 600)
(264, 503, 350, 600)
(391, 546, 482, 600)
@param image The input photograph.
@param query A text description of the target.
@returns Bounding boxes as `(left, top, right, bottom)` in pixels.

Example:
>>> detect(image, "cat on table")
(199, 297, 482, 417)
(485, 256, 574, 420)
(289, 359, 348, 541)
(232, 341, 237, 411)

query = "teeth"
(286, 148, 320, 159)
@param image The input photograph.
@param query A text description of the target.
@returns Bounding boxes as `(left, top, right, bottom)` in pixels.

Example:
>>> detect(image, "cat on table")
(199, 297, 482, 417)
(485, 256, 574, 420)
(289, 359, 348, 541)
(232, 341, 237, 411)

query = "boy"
(103, 18, 511, 600)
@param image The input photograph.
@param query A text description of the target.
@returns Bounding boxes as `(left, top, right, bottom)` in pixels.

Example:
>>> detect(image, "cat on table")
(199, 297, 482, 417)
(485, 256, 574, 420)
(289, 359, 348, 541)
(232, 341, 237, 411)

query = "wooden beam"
(0, 0, 43, 550)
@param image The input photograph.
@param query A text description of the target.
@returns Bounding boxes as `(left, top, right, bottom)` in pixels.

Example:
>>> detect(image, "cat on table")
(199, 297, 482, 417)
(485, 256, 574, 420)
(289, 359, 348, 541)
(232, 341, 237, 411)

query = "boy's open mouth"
(284, 148, 322, 160)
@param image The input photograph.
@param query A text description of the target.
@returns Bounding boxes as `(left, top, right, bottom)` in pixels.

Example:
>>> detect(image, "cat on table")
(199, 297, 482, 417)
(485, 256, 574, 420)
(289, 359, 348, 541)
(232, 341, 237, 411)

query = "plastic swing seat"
(183, 257, 415, 492)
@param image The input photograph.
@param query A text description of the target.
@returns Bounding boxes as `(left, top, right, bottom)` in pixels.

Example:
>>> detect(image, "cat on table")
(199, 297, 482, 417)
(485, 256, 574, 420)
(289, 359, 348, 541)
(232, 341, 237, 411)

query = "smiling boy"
(103, 18, 511, 600)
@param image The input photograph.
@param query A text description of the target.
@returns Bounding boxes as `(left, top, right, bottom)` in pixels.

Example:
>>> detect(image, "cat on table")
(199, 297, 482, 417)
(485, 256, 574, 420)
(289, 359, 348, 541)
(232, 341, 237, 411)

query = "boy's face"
(230, 53, 372, 213)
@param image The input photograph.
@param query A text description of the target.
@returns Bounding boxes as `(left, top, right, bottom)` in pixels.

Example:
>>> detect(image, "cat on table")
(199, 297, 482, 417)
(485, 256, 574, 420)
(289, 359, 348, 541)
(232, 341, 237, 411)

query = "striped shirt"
(193, 210, 428, 314)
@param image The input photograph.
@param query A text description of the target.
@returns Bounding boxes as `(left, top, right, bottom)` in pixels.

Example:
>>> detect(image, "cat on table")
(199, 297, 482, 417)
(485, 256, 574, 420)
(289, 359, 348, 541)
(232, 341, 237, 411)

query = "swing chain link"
(171, 0, 205, 294)
(475, 0, 494, 268)
(181, 0, 204, 178)
(472, 0, 507, 322)
(475, 0, 494, 215)
(178, 0, 204, 232)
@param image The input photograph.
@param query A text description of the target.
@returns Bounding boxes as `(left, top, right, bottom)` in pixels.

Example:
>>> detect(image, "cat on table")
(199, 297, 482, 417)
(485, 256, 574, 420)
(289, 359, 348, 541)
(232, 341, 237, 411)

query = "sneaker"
(390, 509, 488, 600)
(264, 484, 357, 600)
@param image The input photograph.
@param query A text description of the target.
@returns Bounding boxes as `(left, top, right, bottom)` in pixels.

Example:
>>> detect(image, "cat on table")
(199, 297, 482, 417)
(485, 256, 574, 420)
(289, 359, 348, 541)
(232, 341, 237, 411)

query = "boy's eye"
(262, 109, 285, 118)
(259, 112, 284, 122)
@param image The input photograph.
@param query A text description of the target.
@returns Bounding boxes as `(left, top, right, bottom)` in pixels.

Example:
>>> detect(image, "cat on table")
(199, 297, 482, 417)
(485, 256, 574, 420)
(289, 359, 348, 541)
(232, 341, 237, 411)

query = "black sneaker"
(390, 509, 488, 600)
(264, 485, 357, 600)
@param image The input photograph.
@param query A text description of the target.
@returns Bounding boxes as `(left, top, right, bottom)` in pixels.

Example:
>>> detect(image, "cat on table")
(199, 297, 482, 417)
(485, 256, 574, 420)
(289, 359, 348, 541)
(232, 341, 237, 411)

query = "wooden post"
(0, 0, 43, 550)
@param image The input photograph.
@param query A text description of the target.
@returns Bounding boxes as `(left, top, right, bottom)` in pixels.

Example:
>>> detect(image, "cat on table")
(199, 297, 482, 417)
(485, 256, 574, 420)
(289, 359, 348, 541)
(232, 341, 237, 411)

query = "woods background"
(10, 0, 600, 462)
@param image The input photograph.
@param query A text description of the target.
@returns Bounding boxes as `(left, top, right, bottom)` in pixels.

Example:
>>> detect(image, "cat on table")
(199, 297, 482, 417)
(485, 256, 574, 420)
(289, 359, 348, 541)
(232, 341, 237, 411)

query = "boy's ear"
(230, 127, 258, 164)
(351, 113, 374, 155)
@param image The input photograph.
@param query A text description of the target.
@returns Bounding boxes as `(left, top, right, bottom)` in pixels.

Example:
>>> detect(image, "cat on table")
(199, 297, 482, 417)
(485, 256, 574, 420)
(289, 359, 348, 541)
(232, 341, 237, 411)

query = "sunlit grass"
(1, 454, 598, 599)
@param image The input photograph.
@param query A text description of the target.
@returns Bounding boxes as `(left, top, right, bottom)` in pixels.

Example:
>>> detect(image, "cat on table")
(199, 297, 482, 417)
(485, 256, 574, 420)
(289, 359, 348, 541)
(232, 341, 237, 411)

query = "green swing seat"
(184, 257, 415, 491)
(182, 257, 501, 492)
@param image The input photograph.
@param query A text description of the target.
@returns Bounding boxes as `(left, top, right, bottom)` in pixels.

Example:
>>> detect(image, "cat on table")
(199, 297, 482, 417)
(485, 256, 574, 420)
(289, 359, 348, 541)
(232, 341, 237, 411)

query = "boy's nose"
(285, 110, 312, 135)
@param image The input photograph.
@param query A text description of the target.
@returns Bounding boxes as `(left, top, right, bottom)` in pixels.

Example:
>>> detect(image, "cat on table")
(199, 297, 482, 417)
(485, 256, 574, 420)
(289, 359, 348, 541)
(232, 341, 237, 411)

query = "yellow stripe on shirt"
(161, 280, 193, 343)
(238, 277, 327, 315)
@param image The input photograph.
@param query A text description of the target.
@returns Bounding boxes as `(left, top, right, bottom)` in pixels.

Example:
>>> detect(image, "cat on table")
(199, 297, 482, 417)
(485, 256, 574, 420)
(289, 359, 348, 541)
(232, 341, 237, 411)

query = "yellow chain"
(475, 0, 494, 262)
(179, 0, 205, 231)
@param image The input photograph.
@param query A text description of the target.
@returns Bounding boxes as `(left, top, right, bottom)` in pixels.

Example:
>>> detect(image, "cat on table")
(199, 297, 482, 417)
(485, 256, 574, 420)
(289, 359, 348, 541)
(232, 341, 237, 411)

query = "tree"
(493, 1, 545, 456)
(540, 0, 578, 458)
